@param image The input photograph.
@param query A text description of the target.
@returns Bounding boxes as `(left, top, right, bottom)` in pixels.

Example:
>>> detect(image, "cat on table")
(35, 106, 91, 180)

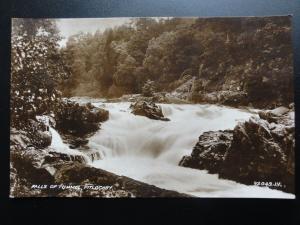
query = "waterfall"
(88, 102, 253, 162)
(84, 101, 294, 198)
(49, 127, 91, 163)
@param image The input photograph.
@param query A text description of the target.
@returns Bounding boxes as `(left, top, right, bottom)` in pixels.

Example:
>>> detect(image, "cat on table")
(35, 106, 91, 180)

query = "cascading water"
(82, 101, 294, 198)
(49, 127, 90, 163)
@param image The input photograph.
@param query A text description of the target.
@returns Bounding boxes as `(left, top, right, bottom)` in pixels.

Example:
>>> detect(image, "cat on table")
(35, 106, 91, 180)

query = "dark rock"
(10, 124, 189, 197)
(45, 151, 87, 164)
(86, 151, 102, 162)
(11, 119, 52, 150)
(179, 130, 233, 174)
(218, 91, 248, 106)
(69, 137, 89, 149)
(11, 145, 189, 197)
(10, 147, 55, 185)
(54, 162, 190, 197)
(220, 117, 293, 192)
(55, 100, 109, 137)
(180, 110, 295, 193)
(258, 106, 292, 126)
(130, 100, 170, 121)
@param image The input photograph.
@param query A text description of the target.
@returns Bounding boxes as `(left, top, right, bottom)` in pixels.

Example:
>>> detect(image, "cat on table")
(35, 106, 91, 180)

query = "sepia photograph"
(10, 16, 295, 198)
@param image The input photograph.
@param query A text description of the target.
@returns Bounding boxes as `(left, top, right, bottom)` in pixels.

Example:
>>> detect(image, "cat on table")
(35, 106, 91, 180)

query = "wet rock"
(10, 124, 189, 197)
(44, 151, 87, 164)
(55, 100, 109, 137)
(55, 162, 190, 197)
(10, 147, 55, 185)
(86, 151, 102, 162)
(69, 137, 89, 149)
(220, 117, 294, 193)
(180, 109, 295, 193)
(130, 100, 170, 121)
(179, 130, 233, 174)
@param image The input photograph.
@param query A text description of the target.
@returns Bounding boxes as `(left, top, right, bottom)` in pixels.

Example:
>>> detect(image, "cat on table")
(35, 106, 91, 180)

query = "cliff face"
(179, 106, 295, 193)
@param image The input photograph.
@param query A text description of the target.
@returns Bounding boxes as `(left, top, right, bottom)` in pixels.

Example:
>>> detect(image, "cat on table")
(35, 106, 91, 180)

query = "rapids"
(50, 98, 294, 198)
(84, 101, 294, 198)
(50, 127, 90, 163)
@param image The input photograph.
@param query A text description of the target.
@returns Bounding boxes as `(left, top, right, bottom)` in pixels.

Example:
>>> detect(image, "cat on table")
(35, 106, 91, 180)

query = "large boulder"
(179, 130, 233, 174)
(130, 100, 170, 121)
(220, 116, 294, 193)
(10, 145, 188, 197)
(55, 100, 109, 137)
(54, 162, 189, 197)
(11, 147, 55, 183)
(180, 107, 295, 193)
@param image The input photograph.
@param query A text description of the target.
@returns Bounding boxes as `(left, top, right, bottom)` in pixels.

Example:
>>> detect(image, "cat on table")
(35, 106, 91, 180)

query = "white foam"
(85, 101, 294, 198)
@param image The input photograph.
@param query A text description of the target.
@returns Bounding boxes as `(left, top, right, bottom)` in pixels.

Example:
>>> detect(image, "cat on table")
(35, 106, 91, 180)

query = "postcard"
(10, 16, 294, 198)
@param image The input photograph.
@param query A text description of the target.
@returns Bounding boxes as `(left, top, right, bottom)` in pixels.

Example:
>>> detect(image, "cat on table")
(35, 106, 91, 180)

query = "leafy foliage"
(11, 19, 69, 128)
(11, 17, 293, 115)
(61, 17, 293, 107)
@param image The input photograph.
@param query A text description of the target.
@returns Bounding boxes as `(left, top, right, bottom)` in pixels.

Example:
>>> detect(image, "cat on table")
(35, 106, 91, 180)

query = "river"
(52, 98, 295, 198)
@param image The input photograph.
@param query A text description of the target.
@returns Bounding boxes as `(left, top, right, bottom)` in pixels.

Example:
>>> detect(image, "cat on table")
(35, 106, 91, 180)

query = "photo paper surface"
(10, 17, 295, 198)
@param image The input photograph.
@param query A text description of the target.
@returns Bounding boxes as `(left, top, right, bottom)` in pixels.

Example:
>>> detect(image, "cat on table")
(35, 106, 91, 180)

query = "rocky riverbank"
(10, 99, 188, 197)
(169, 75, 293, 109)
(10, 145, 189, 197)
(179, 105, 295, 193)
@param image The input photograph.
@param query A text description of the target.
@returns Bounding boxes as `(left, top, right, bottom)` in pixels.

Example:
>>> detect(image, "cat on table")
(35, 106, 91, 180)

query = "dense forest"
(60, 17, 293, 107)
(11, 16, 293, 129)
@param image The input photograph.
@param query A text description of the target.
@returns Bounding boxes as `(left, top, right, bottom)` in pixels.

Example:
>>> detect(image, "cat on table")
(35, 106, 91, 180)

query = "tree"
(113, 55, 138, 94)
(11, 19, 68, 128)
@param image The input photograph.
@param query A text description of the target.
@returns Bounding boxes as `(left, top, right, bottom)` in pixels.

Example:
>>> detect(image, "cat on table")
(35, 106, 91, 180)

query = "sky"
(56, 18, 132, 47)
(56, 17, 171, 47)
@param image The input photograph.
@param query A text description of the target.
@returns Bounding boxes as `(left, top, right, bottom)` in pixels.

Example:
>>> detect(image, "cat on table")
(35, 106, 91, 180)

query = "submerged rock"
(130, 100, 170, 121)
(180, 107, 295, 193)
